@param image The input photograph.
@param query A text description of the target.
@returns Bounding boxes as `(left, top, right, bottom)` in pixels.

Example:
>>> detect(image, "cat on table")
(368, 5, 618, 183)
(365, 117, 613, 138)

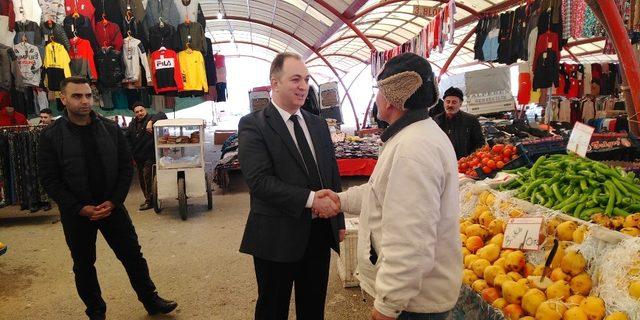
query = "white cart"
(152, 119, 213, 220)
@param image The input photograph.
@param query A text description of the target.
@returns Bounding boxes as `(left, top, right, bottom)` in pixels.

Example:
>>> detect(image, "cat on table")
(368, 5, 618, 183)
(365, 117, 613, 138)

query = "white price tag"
(567, 122, 595, 157)
(502, 217, 543, 251)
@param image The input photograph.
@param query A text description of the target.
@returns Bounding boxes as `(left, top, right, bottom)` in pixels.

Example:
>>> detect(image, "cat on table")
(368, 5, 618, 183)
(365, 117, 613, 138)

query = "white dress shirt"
(272, 101, 318, 209)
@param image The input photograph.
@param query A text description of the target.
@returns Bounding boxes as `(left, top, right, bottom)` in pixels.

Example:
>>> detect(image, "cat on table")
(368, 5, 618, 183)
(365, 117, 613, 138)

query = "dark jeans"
(136, 160, 154, 203)
(60, 206, 157, 317)
(398, 311, 450, 320)
(253, 219, 332, 320)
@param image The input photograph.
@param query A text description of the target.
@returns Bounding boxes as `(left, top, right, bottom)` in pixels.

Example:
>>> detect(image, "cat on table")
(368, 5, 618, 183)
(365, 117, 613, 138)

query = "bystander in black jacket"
(126, 112, 167, 163)
(434, 111, 485, 159)
(38, 111, 133, 216)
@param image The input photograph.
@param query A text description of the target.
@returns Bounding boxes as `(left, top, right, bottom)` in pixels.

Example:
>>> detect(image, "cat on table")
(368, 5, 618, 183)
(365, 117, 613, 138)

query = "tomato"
(493, 155, 502, 162)
(482, 166, 492, 174)
(496, 161, 505, 169)
(487, 160, 496, 169)
(503, 156, 511, 163)
(503, 149, 512, 158)
(460, 162, 468, 170)
(491, 144, 505, 153)
(482, 157, 490, 165)
(482, 145, 490, 152)
(470, 158, 480, 167)
(512, 154, 518, 160)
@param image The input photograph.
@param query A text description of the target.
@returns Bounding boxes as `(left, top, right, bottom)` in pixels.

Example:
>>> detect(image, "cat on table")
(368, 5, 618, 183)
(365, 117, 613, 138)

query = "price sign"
(567, 122, 595, 157)
(502, 217, 544, 251)
(413, 5, 439, 17)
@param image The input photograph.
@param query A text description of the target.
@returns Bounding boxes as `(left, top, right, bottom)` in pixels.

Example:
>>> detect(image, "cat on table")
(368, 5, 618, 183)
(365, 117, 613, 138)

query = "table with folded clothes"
(214, 133, 240, 192)
(482, 118, 555, 145)
(334, 136, 381, 177)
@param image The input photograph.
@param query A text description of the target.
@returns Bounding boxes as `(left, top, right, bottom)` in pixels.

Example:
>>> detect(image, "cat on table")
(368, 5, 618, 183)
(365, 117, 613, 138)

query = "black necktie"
(290, 115, 322, 190)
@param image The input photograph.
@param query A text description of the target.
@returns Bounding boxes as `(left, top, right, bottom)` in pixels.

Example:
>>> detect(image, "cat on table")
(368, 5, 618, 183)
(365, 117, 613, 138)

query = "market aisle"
(0, 173, 372, 319)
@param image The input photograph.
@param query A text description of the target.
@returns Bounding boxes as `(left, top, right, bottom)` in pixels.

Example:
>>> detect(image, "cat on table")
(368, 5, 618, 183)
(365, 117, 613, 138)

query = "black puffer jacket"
(434, 111, 486, 159)
(126, 112, 167, 162)
(38, 112, 133, 216)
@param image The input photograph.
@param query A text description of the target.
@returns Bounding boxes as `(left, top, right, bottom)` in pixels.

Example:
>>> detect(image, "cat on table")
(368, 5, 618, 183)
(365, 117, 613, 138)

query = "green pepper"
(580, 207, 605, 220)
(573, 203, 585, 218)
(530, 156, 546, 180)
(604, 183, 616, 216)
(535, 193, 546, 204)
(591, 189, 600, 204)
(541, 184, 553, 197)
(585, 200, 596, 208)
(552, 184, 564, 201)
(613, 207, 630, 217)
(579, 180, 589, 192)
(525, 179, 546, 197)
(561, 202, 578, 213)
(553, 193, 580, 210)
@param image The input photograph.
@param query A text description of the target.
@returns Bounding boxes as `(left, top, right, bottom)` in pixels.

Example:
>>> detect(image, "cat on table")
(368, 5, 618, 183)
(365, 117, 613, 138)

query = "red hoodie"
(0, 108, 28, 126)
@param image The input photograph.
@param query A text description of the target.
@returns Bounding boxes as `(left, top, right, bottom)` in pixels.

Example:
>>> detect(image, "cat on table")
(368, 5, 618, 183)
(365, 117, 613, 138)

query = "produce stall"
(453, 157, 640, 320)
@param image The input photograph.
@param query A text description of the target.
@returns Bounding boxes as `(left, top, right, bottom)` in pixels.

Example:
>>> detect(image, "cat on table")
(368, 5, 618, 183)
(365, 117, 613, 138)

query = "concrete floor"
(0, 167, 373, 319)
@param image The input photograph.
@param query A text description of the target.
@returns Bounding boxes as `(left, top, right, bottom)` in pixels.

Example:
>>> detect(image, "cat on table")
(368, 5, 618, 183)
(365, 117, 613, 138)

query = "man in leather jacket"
(434, 87, 485, 159)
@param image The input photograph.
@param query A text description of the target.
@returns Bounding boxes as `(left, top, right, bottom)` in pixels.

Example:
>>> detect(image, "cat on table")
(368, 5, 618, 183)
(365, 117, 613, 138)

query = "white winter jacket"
(338, 116, 463, 318)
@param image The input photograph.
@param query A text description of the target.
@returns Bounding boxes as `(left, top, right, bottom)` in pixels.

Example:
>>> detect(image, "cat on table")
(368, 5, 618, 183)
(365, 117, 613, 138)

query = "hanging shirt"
(119, 0, 145, 22)
(13, 41, 42, 86)
(0, 0, 16, 31)
(122, 36, 151, 83)
(12, 0, 42, 25)
(63, 14, 99, 50)
(177, 21, 205, 52)
(150, 47, 183, 93)
(39, 0, 65, 24)
(173, 0, 198, 23)
(91, 0, 123, 30)
(148, 22, 178, 52)
(94, 20, 123, 51)
(120, 15, 147, 49)
(178, 49, 207, 92)
(41, 21, 70, 50)
(64, 0, 94, 23)
(68, 36, 96, 79)
(581, 99, 595, 122)
(533, 49, 559, 89)
(145, 0, 180, 29)
(558, 99, 571, 122)
(94, 47, 124, 87)
(533, 31, 559, 67)
(43, 41, 71, 90)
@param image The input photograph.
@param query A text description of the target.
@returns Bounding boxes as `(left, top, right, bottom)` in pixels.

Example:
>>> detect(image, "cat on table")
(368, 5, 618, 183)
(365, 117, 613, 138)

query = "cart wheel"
(206, 172, 213, 210)
(152, 174, 162, 214)
(178, 176, 188, 220)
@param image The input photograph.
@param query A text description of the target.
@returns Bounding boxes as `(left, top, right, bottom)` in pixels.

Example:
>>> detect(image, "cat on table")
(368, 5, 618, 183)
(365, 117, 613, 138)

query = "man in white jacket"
(319, 53, 462, 320)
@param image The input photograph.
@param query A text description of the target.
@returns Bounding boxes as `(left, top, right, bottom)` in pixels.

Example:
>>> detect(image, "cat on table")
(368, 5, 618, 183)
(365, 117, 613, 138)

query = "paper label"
(502, 217, 543, 251)
(567, 122, 595, 157)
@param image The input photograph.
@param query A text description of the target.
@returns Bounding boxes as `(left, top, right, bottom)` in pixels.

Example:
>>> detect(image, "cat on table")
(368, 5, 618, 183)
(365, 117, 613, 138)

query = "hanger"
(73, 8, 80, 18)
(101, 13, 109, 26)
(186, 41, 192, 52)
(159, 46, 167, 51)
(21, 34, 27, 43)
(159, 17, 165, 28)
(126, 30, 132, 39)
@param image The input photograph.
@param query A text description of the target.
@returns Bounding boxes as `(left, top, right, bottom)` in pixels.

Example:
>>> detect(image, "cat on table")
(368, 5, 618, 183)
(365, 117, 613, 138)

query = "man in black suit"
(238, 52, 346, 320)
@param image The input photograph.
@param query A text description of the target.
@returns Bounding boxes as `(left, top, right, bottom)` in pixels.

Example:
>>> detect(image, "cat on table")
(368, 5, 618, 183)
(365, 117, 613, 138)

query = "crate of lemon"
(458, 194, 633, 320)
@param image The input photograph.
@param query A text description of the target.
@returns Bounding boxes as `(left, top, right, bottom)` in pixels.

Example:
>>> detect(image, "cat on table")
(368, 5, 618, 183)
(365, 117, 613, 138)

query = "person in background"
(434, 87, 485, 159)
(318, 53, 462, 320)
(238, 52, 345, 320)
(0, 106, 28, 126)
(38, 77, 177, 320)
(39, 108, 54, 126)
(126, 102, 167, 211)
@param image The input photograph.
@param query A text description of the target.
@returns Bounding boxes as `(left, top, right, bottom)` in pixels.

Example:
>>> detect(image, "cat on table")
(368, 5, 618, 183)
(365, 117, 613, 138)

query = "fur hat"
(376, 53, 437, 110)
(443, 87, 464, 102)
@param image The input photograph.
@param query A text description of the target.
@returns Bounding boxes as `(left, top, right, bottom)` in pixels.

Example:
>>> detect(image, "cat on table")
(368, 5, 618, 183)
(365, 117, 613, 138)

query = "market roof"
(202, 0, 617, 79)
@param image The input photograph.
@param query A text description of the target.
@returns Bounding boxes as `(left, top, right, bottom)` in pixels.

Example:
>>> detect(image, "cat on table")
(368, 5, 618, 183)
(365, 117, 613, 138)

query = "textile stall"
(0, 0, 227, 117)
(0, 125, 49, 211)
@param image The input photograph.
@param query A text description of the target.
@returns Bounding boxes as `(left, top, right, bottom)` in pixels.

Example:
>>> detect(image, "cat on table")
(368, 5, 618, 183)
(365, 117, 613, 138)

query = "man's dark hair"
(39, 108, 53, 115)
(131, 101, 146, 110)
(443, 87, 464, 102)
(270, 52, 302, 80)
(60, 76, 91, 93)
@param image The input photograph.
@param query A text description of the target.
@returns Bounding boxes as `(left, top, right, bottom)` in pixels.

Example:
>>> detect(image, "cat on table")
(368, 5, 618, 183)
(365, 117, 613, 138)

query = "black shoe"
(87, 312, 105, 320)
(139, 202, 153, 211)
(41, 202, 52, 211)
(143, 295, 177, 315)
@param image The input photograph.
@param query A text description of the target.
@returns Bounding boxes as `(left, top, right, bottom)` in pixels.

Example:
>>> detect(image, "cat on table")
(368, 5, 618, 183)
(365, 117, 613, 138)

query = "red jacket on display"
(533, 31, 559, 67)
(150, 48, 183, 93)
(94, 20, 123, 51)
(64, 0, 95, 24)
(69, 37, 97, 79)
(0, 108, 28, 126)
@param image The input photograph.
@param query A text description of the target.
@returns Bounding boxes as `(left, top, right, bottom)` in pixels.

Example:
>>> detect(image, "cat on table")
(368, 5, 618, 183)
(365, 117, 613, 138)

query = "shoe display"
(143, 295, 178, 315)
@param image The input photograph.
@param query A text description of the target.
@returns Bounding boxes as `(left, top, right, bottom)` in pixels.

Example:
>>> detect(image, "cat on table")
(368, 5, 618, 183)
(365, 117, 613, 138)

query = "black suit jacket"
(238, 104, 345, 263)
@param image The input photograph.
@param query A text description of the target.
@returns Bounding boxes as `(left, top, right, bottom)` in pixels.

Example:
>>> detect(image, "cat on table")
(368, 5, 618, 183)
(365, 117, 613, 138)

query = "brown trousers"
(136, 160, 154, 202)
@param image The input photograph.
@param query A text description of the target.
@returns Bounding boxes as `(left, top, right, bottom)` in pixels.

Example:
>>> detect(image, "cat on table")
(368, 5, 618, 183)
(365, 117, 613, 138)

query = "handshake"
(312, 189, 341, 218)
